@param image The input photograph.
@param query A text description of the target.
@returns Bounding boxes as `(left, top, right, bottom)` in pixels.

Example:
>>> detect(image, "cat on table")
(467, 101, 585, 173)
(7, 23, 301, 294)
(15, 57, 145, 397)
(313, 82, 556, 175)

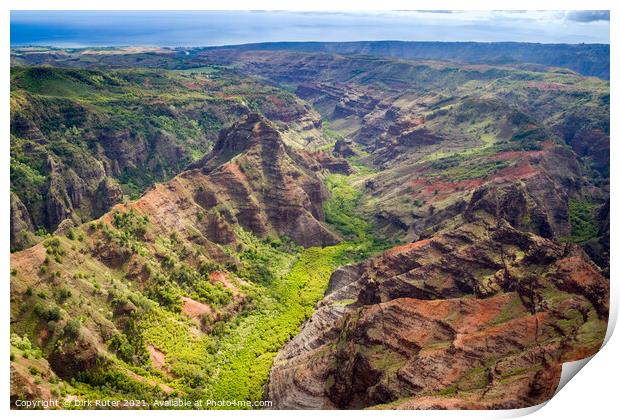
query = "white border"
(2, 0, 617, 12)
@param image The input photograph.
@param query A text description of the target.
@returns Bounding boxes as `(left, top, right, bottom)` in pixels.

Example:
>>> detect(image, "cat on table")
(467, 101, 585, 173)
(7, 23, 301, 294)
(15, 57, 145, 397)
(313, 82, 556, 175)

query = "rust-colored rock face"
(9, 113, 341, 401)
(10, 47, 609, 409)
(268, 212, 608, 409)
(299, 150, 353, 175)
(119, 113, 339, 248)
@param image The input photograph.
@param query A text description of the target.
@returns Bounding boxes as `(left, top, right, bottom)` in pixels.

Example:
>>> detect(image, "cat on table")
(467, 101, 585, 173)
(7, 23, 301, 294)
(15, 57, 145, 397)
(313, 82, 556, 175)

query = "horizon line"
(10, 39, 612, 49)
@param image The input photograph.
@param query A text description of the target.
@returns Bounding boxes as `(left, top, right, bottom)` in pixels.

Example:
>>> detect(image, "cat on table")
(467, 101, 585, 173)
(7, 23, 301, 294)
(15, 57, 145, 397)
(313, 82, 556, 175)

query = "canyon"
(10, 43, 609, 409)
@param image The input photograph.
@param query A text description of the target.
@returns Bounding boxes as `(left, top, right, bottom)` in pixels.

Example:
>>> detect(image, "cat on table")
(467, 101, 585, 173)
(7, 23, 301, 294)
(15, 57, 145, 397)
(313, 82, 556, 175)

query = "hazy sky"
(10, 10, 610, 47)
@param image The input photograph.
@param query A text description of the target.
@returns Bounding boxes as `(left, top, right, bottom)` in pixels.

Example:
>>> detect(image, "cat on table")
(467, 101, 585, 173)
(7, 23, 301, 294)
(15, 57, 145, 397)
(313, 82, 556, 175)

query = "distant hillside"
(10, 44, 609, 409)
(10, 65, 329, 250)
(201, 41, 610, 79)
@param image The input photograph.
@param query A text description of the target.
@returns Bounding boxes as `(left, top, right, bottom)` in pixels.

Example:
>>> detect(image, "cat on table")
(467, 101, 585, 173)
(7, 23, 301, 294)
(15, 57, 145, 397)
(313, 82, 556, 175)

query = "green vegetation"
(235, 228, 300, 285)
(8, 145, 395, 406)
(429, 159, 511, 182)
(111, 209, 149, 239)
(33, 302, 62, 321)
(63, 319, 82, 339)
(11, 334, 43, 359)
(10, 65, 318, 248)
(8, 196, 388, 407)
(205, 244, 351, 403)
(134, 216, 387, 405)
(322, 120, 344, 140)
(129, 155, 395, 404)
(10, 46, 609, 409)
(323, 158, 396, 259)
(73, 368, 168, 403)
(510, 127, 546, 151)
(566, 199, 598, 243)
(488, 295, 527, 326)
(324, 174, 369, 240)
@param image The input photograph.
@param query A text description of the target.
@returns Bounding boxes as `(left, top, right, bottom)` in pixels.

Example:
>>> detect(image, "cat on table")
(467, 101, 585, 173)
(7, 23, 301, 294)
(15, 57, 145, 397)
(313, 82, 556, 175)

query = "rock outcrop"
(10, 192, 35, 251)
(10, 66, 331, 250)
(268, 203, 608, 409)
(10, 47, 609, 410)
(121, 113, 339, 248)
(300, 150, 353, 175)
(333, 139, 356, 158)
(9, 113, 341, 401)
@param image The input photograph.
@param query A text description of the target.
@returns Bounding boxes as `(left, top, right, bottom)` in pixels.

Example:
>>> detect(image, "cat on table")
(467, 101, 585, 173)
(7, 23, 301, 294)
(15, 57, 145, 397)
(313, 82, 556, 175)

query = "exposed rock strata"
(10, 192, 35, 251)
(268, 207, 608, 410)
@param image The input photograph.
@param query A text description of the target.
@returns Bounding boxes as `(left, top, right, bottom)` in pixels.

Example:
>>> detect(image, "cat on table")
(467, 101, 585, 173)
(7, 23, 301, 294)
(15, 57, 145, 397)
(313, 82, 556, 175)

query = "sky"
(10, 10, 610, 47)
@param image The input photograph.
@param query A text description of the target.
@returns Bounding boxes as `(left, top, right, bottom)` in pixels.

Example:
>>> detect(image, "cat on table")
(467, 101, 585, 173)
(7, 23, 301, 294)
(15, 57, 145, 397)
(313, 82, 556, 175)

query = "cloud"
(566, 10, 610, 22)
(10, 10, 610, 46)
(413, 10, 454, 14)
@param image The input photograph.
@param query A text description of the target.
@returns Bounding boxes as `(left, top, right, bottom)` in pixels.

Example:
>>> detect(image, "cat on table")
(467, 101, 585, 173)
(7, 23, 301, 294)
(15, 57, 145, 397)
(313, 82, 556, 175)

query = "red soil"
(182, 81, 203, 90)
(221, 162, 245, 180)
(209, 271, 240, 295)
(409, 178, 483, 203)
(489, 149, 543, 161)
(180, 297, 215, 320)
(383, 239, 430, 257)
(10, 244, 46, 281)
(489, 140, 553, 161)
(147, 345, 167, 371)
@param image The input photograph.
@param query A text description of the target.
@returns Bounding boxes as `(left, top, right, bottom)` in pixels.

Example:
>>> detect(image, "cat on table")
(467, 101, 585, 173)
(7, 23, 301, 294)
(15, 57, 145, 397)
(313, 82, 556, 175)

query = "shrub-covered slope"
(10, 65, 328, 250)
(10, 46, 609, 410)
(200, 50, 609, 272)
(10, 114, 369, 405)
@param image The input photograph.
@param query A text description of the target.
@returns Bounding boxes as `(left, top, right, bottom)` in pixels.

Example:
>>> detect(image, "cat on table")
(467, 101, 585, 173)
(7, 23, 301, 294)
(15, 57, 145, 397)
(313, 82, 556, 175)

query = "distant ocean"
(10, 10, 610, 47)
